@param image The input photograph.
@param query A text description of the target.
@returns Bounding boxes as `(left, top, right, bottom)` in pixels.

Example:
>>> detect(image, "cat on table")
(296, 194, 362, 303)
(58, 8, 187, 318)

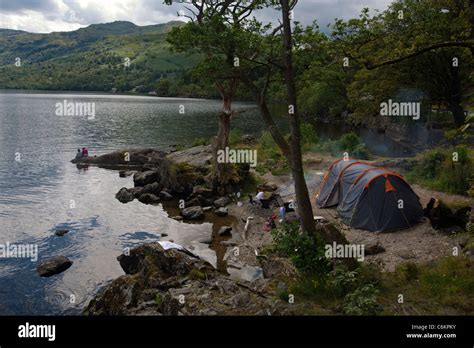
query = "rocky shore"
(83, 243, 295, 315)
(78, 145, 473, 315)
(77, 145, 306, 315)
(73, 145, 250, 213)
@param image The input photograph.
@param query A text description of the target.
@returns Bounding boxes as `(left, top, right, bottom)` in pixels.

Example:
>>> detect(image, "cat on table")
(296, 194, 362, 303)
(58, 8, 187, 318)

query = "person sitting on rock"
(75, 148, 82, 159)
(255, 190, 272, 209)
(82, 147, 89, 157)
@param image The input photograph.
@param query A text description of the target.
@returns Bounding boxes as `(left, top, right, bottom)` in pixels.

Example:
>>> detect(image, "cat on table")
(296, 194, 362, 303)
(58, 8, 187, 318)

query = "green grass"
(282, 256, 474, 315)
(378, 257, 474, 315)
(270, 223, 473, 315)
(406, 146, 473, 195)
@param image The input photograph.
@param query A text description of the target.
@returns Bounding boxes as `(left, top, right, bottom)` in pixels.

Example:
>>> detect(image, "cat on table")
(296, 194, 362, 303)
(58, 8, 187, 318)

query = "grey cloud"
(0, 0, 59, 13)
(252, 0, 392, 30)
(0, 0, 393, 33)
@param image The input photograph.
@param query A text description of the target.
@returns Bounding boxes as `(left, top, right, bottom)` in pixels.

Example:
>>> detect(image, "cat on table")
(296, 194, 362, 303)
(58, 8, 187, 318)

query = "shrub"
(154, 293, 163, 306)
(342, 284, 383, 315)
(333, 132, 370, 159)
(229, 129, 243, 146)
(277, 287, 290, 302)
(189, 269, 207, 280)
(259, 130, 281, 158)
(271, 222, 331, 275)
(300, 122, 319, 146)
(192, 137, 210, 146)
(400, 262, 419, 281)
(467, 221, 474, 235)
(256, 131, 289, 175)
(338, 132, 362, 152)
(352, 143, 370, 160)
(408, 146, 472, 194)
(329, 268, 359, 297)
(411, 149, 446, 180)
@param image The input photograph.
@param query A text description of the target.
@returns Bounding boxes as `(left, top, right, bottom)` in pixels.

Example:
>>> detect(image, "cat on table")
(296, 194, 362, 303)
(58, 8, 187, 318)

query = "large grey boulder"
(141, 182, 162, 195)
(167, 145, 213, 167)
(214, 197, 230, 208)
(138, 193, 160, 205)
(133, 170, 160, 187)
(116, 187, 135, 203)
(37, 256, 73, 277)
(185, 198, 201, 208)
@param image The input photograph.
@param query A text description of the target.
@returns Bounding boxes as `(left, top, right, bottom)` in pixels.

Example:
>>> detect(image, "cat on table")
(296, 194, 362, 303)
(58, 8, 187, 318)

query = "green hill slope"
(0, 20, 199, 92)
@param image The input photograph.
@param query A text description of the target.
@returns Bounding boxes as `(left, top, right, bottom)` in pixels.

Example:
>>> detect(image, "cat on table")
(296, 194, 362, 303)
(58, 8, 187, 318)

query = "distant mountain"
(0, 21, 199, 92)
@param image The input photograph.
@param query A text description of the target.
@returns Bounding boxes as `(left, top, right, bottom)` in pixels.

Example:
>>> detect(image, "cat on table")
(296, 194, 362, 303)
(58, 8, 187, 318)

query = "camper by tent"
(316, 159, 423, 232)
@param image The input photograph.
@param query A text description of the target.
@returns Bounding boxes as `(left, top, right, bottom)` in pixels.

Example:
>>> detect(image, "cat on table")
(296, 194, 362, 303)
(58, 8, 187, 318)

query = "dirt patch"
(256, 162, 471, 272)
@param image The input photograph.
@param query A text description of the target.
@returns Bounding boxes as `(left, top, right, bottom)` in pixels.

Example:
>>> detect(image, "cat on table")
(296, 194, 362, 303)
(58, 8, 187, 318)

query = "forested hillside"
(0, 21, 201, 93)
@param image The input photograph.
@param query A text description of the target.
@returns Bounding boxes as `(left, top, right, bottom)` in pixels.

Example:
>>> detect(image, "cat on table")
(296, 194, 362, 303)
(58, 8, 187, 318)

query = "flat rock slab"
(167, 145, 213, 167)
(37, 256, 73, 277)
(71, 148, 166, 168)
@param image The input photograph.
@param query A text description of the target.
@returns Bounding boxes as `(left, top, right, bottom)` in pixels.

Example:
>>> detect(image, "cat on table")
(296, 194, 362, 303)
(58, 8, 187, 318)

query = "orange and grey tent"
(316, 159, 423, 232)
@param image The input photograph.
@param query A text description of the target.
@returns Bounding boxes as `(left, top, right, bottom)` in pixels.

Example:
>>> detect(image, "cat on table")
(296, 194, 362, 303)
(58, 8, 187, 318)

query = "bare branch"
(365, 41, 474, 70)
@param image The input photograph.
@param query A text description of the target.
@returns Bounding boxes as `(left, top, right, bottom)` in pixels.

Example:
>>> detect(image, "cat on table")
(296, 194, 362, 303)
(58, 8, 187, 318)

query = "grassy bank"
(267, 222, 474, 316)
(406, 145, 474, 196)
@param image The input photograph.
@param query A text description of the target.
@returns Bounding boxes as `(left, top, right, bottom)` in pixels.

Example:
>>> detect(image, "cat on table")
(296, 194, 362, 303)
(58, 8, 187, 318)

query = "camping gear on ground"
(424, 197, 471, 230)
(279, 206, 286, 221)
(264, 214, 277, 232)
(260, 193, 272, 208)
(158, 241, 198, 258)
(284, 201, 295, 212)
(316, 159, 423, 232)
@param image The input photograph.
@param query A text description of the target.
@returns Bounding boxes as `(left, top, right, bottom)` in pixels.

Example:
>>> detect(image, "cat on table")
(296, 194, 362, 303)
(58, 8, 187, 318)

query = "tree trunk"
(243, 78, 292, 162)
(258, 98, 292, 162)
(213, 94, 233, 193)
(280, 0, 316, 235)
(448, 102, 466, 127)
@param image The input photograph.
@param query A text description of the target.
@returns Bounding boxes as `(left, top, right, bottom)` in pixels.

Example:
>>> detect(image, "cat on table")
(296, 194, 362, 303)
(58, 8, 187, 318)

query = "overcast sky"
(0, 0, 393, 34)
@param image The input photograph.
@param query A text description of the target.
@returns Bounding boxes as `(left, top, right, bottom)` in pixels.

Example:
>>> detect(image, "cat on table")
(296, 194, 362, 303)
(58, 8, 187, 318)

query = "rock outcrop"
(83, 243, 293, 316)
(71, 148, 167, 168)
(37, 256, 73, 277)
(167, 145, 213, 168)
(102, 146, 251, 206)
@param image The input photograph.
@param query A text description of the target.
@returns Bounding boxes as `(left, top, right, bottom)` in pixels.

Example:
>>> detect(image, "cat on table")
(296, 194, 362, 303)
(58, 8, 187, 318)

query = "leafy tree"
(331, 0, 474, 126)
(164, 0, 268, 192)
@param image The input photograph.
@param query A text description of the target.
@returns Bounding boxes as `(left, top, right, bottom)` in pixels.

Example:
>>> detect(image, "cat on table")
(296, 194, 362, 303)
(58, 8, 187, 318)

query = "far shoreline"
(0, 88, 257, 104)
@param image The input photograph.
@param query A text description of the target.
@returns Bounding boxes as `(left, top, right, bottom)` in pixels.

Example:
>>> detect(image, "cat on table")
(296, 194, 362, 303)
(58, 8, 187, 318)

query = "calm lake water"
(0, 91, 270, 315)
(0, 90, 410, 315)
